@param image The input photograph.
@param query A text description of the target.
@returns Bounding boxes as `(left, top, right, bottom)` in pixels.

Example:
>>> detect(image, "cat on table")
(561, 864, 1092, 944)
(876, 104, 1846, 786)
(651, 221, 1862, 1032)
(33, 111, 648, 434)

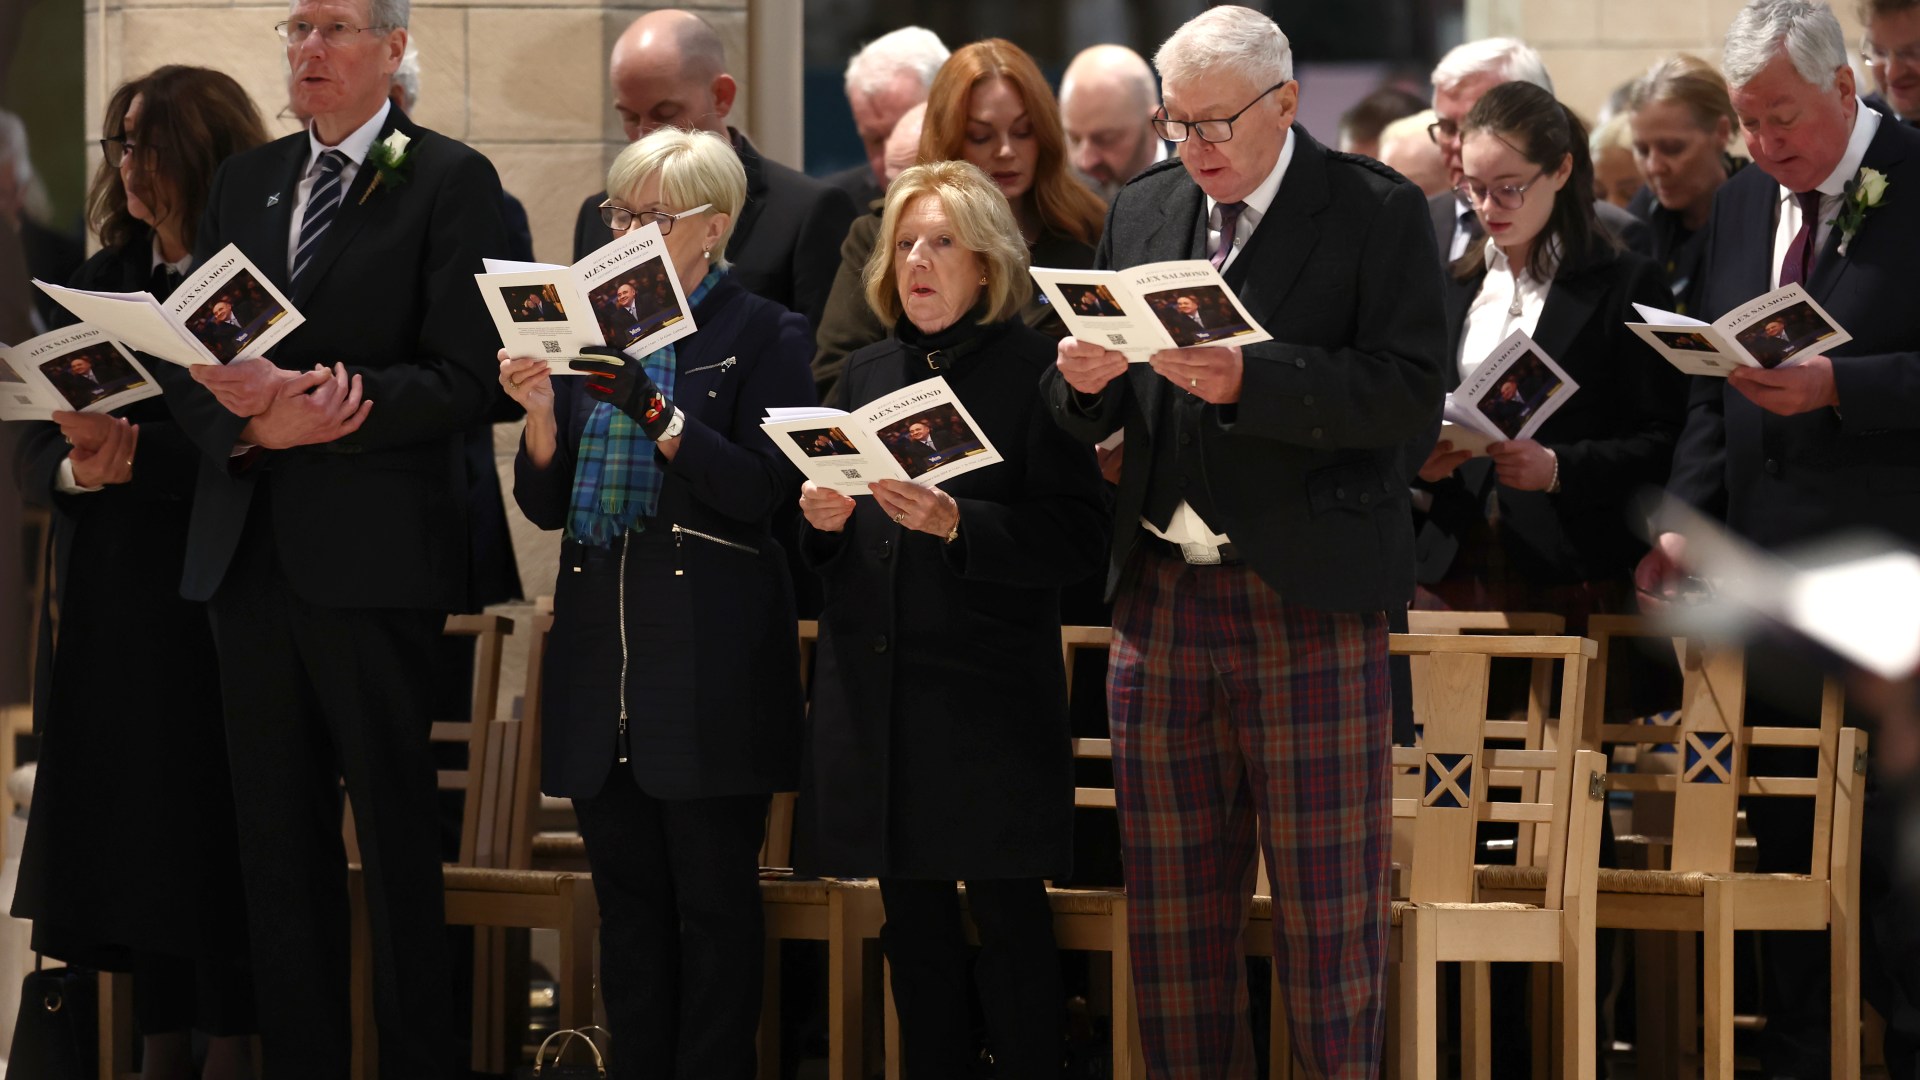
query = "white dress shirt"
(1144, 133, 1296, 549)
(286, 100, 391, 273)
(1769, 100, 1880, 290)
(1458, 238, 1554, 382)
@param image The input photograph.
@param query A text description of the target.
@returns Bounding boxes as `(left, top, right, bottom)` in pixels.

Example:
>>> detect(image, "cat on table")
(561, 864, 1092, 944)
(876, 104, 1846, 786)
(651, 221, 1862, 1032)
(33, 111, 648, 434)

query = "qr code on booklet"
(542, 340, 562, 354)
(839, 469, 861, 480)
(1106, 334, 1126, 346)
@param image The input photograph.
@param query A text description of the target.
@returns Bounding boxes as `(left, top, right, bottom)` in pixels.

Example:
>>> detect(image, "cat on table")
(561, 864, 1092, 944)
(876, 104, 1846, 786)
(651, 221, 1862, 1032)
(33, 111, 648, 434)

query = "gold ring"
(1189, 377, 1198, 389)
(894, 512, 907, 523)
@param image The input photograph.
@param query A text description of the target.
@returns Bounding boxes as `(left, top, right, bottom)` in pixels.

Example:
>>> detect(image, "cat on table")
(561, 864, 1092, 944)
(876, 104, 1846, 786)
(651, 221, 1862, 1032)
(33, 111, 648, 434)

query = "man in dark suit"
(570, 9, 857, 332)
(1638, 3, 1920, 1074)
(823, 26, 947, 207)
(1042, 8, 1445, 1075)
(604, 280, 643, 341)
(1861, 0, 1920, 126)
(1160, 292, 1235, 346)
(199, 297, 250, 361)
(1424, 37, 1650, 261)
(150, 0, 509, 1074)
(46, 353, 113, 407)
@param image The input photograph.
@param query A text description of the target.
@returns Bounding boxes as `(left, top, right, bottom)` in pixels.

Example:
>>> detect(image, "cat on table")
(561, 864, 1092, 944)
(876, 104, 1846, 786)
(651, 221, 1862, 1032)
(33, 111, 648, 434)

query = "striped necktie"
(291, 149, 348, 284)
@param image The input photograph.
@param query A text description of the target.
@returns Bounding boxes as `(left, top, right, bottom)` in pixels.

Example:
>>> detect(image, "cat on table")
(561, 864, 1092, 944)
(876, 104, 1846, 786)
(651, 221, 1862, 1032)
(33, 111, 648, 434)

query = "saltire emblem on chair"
(1683, 731, 1734, 783)
(1423, 753, 1474, 809)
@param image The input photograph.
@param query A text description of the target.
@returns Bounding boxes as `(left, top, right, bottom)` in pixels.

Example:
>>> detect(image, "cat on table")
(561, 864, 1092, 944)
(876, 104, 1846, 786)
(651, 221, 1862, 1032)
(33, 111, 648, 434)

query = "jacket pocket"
(1306, 460, 1388, 517)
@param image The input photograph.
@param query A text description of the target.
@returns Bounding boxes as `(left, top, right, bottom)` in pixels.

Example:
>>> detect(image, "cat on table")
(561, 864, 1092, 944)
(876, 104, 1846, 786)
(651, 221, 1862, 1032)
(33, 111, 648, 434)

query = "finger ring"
(894, 512, 907, 524)
(124, 459, 133, 466)
(1189, 377, 1199, 389)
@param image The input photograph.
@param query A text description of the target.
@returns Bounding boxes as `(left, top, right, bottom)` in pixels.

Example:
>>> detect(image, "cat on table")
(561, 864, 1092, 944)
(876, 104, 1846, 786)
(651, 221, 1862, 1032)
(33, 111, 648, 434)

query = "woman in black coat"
(795, 161, 1108, 1079)
(1415, 82, 1687, 630)
(503, 127, 813, 1079)
(11, 66, 265, 1079)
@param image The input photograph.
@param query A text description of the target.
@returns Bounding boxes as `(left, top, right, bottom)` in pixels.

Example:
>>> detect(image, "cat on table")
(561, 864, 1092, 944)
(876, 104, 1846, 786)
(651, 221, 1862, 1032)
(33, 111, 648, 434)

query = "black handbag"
(7, 956, 98, 1079)
(525, 1025, 608, 1078)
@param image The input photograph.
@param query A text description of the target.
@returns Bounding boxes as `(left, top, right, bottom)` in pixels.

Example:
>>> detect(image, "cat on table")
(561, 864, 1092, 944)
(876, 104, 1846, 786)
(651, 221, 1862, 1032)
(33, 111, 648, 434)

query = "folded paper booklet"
(1626, 282, 1850, 376)
(1030, 260, 1271, 360)
(476, 223, 694, 373)
(1438, 329, 1579, 456)
(761, 376, 1000, 495)
(0, 324, 161, 421)
(35, 244, 303, 368)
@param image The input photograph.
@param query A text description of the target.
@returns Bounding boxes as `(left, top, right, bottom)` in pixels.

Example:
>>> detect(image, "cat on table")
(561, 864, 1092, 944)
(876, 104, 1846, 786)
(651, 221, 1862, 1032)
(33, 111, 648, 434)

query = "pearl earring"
(978, 275, 988, 285)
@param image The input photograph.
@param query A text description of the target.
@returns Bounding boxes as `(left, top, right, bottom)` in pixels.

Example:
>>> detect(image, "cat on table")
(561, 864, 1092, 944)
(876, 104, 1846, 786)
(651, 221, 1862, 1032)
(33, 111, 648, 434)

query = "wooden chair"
(1387, 632, 1608, 1080)
(1477, 617, 1870, 1080)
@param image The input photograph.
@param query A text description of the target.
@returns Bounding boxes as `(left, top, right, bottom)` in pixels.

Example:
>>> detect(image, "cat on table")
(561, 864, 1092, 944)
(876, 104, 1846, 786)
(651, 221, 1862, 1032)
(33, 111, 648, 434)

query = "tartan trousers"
(1109, 546, 1392, 1079)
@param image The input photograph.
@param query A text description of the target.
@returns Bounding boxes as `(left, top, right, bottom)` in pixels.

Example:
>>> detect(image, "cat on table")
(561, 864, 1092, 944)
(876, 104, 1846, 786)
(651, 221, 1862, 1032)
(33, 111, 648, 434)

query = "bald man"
(571, 9, 856, 331)
(1059, 44, 1166, 202)
(880, 101, 925, 186)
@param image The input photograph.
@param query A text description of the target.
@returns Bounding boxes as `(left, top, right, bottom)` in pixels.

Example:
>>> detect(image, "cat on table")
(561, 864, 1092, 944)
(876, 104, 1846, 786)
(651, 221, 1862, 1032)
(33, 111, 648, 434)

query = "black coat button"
(871, 635, 889, 653)
(1179, 432, 1193, 445)
(1765, 458, 1781, 476)
(1335, 487, 1347, 500)
(1303, 394, 1315, 406)
(876, 540, 892, 561)
(1311, 427, 1324, 440)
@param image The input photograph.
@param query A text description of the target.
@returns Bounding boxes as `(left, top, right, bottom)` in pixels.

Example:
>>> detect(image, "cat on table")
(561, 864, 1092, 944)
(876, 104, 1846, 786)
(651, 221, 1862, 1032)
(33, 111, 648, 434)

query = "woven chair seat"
(1390, 898, 1538, 925)
(441, 865, 581, 895)
(1045, 887, 1124, 916)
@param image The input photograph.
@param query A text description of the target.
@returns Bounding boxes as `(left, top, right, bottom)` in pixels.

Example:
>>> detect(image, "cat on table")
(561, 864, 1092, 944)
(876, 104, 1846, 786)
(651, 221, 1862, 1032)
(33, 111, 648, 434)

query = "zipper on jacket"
(672, 522, 760, 556)
(616, 532, 631, 764)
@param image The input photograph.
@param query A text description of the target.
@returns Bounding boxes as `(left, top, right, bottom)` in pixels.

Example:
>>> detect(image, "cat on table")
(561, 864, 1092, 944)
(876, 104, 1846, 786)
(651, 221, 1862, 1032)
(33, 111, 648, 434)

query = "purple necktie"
(1779, 190, 1824, 286)
(1211, 201, 1245, 271)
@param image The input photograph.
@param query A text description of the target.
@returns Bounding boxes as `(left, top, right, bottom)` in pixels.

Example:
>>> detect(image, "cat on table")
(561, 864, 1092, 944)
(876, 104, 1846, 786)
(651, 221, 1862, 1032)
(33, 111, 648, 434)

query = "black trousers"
(878, 877, 1062, 1080)
(573, 764, 769, 1080)
(207, 505, 455, 1080)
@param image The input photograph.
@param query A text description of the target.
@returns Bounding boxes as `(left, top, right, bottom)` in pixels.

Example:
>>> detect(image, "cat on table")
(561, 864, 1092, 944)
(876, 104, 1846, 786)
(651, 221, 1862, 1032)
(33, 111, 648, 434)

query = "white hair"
(392, 43, 420, 111)
(1430, 37, 1554, 96)
(844, 27, 949, 98)
(368, 0, 408, 29)
(1723, 0, 1849, 90)
(1154, 6, 1293, 90)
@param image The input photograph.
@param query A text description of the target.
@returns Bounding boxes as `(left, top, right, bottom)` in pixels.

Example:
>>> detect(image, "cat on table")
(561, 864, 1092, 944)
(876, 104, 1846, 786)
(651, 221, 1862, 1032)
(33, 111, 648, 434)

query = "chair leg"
(350, 869, 376, 1080)
(758, 938, 782, 1080)
(1563, 927, 1597, 1080)
(98, 968, 135, 1080)
(1384, 948, 1400, 1079)
(1399, 915, 1438, 1080)
(1832, 903, 1862, 1079)
(1702, 884, 1736, 1080)
(826, 890, 870, 1080)
(557, 885, 597, 1031)
(1270, 960, 1293, 1080)
(1112, 898, 1142, 1080)
(883, 957, 901, 1080)
(1460, 961, 1491, 1080)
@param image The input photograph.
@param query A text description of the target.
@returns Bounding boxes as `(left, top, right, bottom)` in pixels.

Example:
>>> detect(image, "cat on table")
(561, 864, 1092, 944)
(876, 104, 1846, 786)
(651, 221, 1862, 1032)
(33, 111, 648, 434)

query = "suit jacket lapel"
(290, 112, 413, 309)
(1530, 266, 1600, 374)
(1224, 126, 1328, 315)
(254, 138, 309, 294)
(1130, 177, 1207, 425)
(1807, 118, 1909, 303)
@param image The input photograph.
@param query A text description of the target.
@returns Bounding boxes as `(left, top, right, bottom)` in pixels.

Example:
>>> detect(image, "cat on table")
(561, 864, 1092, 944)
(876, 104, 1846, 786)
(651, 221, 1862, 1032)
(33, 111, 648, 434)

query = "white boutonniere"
(1834, 166, 1889, 256)
(359, 130, 414, 205)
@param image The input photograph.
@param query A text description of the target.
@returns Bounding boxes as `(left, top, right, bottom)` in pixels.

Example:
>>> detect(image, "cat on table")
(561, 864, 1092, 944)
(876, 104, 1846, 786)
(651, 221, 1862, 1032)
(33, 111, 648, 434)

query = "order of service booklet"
(0, 324, 161, 421)
(1626, 282, 1851, 376)
(476, 223, 695, 372)
(1437, 329, 1580, 456)
(35, 244, 303, 368)
(760, 376, 1000, 495)
(1029, 260, 1272, 360)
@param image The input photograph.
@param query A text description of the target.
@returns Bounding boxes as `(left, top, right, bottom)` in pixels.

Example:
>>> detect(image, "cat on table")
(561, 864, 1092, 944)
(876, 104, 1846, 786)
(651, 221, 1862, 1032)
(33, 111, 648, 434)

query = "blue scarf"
(565, 268, 721, 546)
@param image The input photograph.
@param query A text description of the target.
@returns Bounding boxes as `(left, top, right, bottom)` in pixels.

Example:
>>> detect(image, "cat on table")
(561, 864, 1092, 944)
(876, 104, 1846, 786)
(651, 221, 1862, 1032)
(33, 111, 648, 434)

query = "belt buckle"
(1179, 541, 1221, 566)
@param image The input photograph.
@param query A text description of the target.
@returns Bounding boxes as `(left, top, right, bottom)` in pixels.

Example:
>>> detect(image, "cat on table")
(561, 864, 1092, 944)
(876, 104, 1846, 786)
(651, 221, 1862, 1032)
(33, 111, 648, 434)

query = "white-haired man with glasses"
(1043, 6, 1445, 1076)
(147, 0, 508, 1074)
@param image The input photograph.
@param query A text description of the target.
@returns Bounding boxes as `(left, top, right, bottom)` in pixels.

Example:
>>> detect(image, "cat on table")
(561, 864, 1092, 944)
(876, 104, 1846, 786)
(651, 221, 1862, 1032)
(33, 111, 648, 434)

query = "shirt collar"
(1481, 234, 1560, 283)
(1207, 127, 1293, 224)
(1809, 98, 1881, 197)
(305, 98, 392, 171)
(149, 233, 191, 276)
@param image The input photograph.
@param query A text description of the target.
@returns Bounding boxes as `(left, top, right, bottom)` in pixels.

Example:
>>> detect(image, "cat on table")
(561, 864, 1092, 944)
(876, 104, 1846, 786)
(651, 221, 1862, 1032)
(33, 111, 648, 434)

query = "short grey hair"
(844, 27, 948, 98)
(391, 43, 420, 110)
(1430, 38, 1554, 96)
(369, 0, 408, 29)
(1155, 6, 1292, 90)
(1723, 0, 1849, 90)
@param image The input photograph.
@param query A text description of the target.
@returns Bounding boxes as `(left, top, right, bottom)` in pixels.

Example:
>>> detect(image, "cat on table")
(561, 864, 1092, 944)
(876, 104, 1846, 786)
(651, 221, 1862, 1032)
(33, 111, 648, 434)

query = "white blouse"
(1457, 238, 1554, 383)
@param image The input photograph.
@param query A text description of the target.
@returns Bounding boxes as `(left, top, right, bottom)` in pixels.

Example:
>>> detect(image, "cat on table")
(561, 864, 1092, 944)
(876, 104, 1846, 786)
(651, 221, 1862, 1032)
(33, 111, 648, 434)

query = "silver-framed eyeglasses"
(1454, 168, 1547, 211)
(274, 20, 394, 47)
(1151, 82, 1287, 144)
(599, 201, 712, 234)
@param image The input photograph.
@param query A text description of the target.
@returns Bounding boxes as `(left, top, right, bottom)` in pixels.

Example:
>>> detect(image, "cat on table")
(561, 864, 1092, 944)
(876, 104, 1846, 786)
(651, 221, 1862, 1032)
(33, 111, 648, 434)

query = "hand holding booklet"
(34, 244, 304, 368)
(475, 223, 695, 372)
(1626, 282, 1849, 376)
(1437, 329, 1578, 456)
(1030, 260, 1271, 359)
(760, 376, 1000, 495)
(0, 325, 161, 421)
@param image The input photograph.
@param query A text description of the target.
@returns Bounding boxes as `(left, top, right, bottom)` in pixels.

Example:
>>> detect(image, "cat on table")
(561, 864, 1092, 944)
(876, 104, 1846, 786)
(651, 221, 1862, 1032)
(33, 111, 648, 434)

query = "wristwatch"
(660, 408, 686, 441)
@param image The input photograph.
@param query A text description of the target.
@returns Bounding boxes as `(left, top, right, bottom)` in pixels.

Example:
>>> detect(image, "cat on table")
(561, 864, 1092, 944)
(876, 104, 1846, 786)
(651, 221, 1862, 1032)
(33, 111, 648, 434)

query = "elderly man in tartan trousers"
(1042, 7, 1446, 1077)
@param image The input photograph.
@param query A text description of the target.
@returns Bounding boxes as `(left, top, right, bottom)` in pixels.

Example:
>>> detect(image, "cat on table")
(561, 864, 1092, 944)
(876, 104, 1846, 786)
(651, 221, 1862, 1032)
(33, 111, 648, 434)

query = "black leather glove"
(572, 345, 676, 440)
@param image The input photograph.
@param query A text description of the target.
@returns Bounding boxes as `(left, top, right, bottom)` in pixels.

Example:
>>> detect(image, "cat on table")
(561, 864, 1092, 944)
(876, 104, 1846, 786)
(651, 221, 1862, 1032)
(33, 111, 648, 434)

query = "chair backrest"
(503, 611, 554, 870)
(1063, 625, 1115, 811)
(1584, 614, 1847, 875)
(1390, 633, 1598, 907)
(1405, 610, 1568, 757)
(761, 621, 822, 871)
(440, 614, 515, 868)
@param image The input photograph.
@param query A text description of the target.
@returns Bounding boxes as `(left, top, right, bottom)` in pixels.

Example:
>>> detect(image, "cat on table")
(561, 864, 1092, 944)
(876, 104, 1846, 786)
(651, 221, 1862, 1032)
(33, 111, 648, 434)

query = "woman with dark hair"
(1625, 54, 1742, 315)
(1413, 80, 1687, 631)
(12, 64, 268, 1080)
(812, 38, 1107, 399)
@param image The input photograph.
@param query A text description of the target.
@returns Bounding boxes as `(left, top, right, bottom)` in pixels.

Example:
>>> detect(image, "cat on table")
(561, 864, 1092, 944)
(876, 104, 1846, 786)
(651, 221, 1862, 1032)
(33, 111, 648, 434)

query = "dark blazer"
(514, 275, 814, 800)
(152, 109, 508, 610)
(797, 319, 1108, 879)
(1668, 115, 1920, 550)
(1043, 128, 1447, 612)
(1415, 244, 1687, 585)
(823, 162, 885, 209)
(811, 209, 1096, 401)
(1627, 184, 1714, 317)
(12, 234, 248, 969)
(571, 129, 858, 332)
(1429, 189, 1652, 262)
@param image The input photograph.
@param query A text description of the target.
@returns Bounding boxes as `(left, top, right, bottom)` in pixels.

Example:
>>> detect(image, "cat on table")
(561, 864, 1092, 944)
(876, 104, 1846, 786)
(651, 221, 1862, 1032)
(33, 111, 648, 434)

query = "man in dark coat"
(823, 26, 947, 208)
(1637, 3, 1920, 1074)
(1043, 8, 1445, 1075)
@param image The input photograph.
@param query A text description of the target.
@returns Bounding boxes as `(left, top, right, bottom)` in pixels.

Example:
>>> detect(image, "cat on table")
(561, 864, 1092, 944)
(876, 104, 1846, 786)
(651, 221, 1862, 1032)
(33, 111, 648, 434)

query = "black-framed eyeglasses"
(1427, 118, 1462, 146)
(274, 19, 394, 47)
(98, 134, 159, 168)
(1151, 82, 1287, 144)
(1454, 169, 1547, 212)
(599, 201, 712, 234)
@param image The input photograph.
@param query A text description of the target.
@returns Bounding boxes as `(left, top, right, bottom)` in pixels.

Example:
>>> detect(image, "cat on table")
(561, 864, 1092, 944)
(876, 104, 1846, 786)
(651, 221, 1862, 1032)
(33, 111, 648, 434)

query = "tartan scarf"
(565, 268, 721, 547)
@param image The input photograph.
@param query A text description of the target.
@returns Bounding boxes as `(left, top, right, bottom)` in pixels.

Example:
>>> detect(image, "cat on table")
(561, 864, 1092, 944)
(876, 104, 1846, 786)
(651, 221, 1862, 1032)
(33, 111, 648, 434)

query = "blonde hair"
(863, 160, 1028, 328)
(1628, 54, 1738, 136)
(605, 127, 747, 268)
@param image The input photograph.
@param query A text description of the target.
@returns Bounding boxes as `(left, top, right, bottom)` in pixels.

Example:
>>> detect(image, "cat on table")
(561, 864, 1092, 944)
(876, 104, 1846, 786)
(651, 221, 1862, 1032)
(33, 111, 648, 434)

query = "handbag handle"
(533, 1027, 606, 1077)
